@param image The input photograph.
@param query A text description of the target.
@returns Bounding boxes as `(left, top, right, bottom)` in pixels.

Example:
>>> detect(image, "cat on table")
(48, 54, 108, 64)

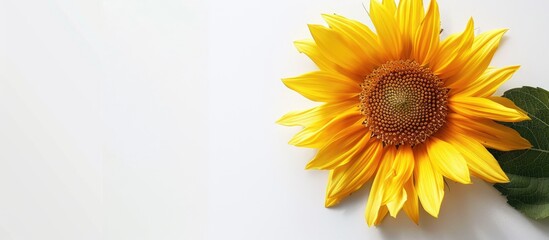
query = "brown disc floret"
(360, 60, 449, 146)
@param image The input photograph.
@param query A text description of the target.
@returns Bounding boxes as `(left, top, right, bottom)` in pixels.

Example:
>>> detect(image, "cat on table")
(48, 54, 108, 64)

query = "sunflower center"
(360, 60, 449, 146)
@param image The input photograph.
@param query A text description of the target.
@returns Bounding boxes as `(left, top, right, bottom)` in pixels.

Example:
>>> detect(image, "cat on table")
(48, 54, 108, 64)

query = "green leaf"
(491, 86, 549, 220)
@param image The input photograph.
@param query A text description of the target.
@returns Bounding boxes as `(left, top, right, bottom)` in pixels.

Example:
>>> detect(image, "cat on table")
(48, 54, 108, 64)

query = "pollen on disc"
(360, 60, 449, 146)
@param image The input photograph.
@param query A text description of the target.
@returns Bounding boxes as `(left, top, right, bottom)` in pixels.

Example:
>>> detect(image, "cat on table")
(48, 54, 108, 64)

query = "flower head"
(279, 0, 531, 226)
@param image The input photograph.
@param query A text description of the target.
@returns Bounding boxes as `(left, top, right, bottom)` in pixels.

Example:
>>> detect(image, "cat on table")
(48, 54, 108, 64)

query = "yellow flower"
(278, 0, 532, 226)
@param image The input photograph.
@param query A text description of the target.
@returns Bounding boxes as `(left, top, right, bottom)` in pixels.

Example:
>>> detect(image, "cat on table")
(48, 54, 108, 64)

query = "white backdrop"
(0, 0, 547, 239)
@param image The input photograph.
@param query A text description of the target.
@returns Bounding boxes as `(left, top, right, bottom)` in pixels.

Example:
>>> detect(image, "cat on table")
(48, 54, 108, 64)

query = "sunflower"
(278, 0, 532, 226)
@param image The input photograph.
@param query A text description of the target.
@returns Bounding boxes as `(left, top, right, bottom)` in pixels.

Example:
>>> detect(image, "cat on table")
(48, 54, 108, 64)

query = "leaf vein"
(512, 90, 549, 110)
(530, 148, 549, 153)
(527, 114, 549, 128)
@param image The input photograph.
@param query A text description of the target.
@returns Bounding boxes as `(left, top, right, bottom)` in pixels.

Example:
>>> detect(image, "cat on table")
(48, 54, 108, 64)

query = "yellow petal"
(277, 99, 357, 127)
(427, 137, 471, 184)
(308, 24, 364, 74)
(446, 29, 507, 88)
(455, 66, 520, 97)
(366, 181, 384, 226)
(366, 146, 396, 226)
(402, 178, 419, 224)
(412, 0, 440, 65)
(321, 14, 383, 73)
(414, 144, 444, 217)
(449, 96, 530, 122)
(306, 124, 369, 170)
(293, 39, 336, 72)
(370, 0, 402, 60)
(488, 96, 529, 116)
(382, 0, 397, 14)
(387, 188, 407, 218)
(372, 205, 389, 226)
(293, 39, 360, 80)
(289, 110, 361, 148)
(326, 139, 383, 200)
(325, 170, 341, 207)
(382, 145, 414, 205)
(282, 71, 360, 102)
(440, 125, 509, 183)
(397, 0, 424, 57)
(430, 18, 474, 78)
(448, 113, 532, 151)
(324, 194, 341, 208)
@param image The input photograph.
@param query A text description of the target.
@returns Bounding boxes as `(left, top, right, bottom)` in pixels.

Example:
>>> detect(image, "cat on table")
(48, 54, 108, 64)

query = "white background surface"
(0, 0, 547, 239)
